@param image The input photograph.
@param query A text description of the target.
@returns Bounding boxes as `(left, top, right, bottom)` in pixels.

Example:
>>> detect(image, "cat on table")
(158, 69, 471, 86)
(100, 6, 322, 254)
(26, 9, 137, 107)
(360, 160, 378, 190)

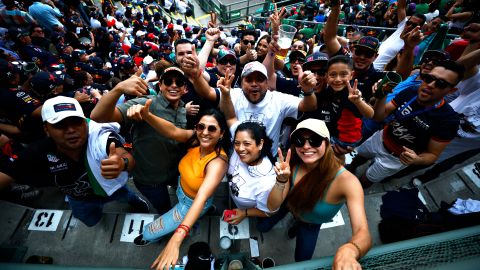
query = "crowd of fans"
(0, 0, 479, 269)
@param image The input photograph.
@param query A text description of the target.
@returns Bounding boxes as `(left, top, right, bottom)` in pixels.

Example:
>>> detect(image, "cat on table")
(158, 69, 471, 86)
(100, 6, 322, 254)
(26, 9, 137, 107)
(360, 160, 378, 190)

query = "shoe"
(20, 189, 42, 202)
(129, 196, 150, 213)
(412, 178, 423, 187)
(228, 259, 243, 270)
(287, 222, 298, 239)
(133, 234, 151, 246)
(10, 184, 33, 193)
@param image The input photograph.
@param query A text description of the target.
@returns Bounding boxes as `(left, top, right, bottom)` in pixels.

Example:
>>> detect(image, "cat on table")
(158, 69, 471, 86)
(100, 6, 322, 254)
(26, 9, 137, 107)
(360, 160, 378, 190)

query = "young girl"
(303, 55, 373, 160)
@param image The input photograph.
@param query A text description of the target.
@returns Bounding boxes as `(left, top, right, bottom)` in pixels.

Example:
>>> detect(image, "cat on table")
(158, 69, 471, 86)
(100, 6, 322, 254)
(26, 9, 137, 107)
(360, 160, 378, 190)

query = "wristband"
(122, 157, 129, 171)
(302, 90, 314, 96)
(348, 241, 362, 259)
(276, 176, 288, 184)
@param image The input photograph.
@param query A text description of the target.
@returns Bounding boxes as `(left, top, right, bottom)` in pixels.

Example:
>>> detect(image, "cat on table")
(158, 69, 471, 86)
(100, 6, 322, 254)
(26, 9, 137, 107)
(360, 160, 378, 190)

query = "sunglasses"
(420, 73, 455, 89)
(290, 57, 306, 63)
(292, 134, 324, 148)
(218, 58, 236, 65)
(354, 47, 375, 58)
(421, 57, 443, 65)
(242, 40, 256, 46)
(306, 68, 326, 76)
(162, 77, 185, 87)
(195, 123, 219, 133)
(406, 20, 419, 28)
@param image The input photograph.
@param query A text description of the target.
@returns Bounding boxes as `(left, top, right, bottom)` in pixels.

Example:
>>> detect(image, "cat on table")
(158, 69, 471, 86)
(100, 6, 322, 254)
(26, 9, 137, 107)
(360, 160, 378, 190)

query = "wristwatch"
(302, 89, 314, 96)
(122, 157, 129, 171)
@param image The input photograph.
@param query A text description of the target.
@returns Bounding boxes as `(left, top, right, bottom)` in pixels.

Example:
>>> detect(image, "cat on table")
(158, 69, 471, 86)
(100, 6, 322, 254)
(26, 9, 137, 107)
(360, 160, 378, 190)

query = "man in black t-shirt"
(352, 61, 464, 186)
(0, 96, 148, 226)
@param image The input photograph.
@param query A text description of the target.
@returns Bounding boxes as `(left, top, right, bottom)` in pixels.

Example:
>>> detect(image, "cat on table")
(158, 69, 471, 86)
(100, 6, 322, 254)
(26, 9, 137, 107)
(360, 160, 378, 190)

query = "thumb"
(191, 44, 197, 56)
(108, 142, 117, 157)
(186, 100, 193, 106)
(135, 66, 143, 77)
(145, 99, 152, 112)
(297, 68, 304, 80)
(402, 146, 412, 152)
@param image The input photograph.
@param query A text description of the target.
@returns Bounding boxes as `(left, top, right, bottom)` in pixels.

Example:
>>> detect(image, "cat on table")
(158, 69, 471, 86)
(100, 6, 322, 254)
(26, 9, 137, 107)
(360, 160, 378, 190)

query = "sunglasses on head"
(162, 77, 185, 87)
(406, 20, 419, 28)
(242, 40, 256, 46)
(354, 47, 375, 58)
(290, 57, 306, 63)
(292, 134, 324, 148)
(195, 123, 219, 133)
(420, 73, 455, 89)
(218, 58, 236, 65)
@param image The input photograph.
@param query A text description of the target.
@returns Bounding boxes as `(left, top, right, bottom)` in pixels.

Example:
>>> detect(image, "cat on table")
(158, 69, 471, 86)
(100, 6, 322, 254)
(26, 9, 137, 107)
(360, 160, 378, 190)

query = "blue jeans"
(257, 204, 322, 262)
(134, 181, 171, 215)
(67, 186, 141, 227)
(142, 186, 213, 242)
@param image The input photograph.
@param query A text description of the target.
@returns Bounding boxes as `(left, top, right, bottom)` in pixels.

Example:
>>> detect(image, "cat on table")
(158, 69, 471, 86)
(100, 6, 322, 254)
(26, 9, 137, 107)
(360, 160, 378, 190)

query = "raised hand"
(297, 68, 317, 92)
(347, 79, 363, 104)
(205, 27, 221, 42)
(126, 99, 152, 121)
(270, 3, 287, 35)
(246, 43, 257, 61)
(217, 67, 234, 94)
(181, 44, 201, 78)
(100, 142, 123, 179)
(274, 148, 291, 183)
(114, 75, 148, 97)
(74, 91, 91, 103)
(268, 34, 281, 54)
(401, 26, 424, 47)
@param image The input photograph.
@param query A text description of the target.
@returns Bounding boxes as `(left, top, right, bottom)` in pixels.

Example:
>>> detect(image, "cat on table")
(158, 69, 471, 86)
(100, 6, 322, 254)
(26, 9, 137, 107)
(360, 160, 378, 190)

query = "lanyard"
(385, 96, 444, 124)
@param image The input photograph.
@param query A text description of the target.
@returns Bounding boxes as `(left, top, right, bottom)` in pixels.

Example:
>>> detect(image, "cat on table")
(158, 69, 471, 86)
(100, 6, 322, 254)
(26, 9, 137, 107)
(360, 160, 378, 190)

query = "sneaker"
(287, 222, 298, 239)
(133, 234, 151, 246)
(412, 178, 423, 187)
(20, 189, 42, 202)
(129, 196, 150, 213)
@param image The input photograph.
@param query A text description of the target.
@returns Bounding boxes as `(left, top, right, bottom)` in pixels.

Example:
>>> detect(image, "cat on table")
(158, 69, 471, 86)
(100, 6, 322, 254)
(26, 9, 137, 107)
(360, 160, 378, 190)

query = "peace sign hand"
(217, 67, 234, 94)
(270, 3, 287, 35)
(274, 148, 291, 183)
(347, 79, 363, 104)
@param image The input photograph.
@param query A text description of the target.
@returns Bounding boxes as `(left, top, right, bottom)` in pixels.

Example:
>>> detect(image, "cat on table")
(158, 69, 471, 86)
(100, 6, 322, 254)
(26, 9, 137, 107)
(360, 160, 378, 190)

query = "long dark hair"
(233, 121, 275, 164)
(189, 109, 232, 158)
(286, 139, 342, 216)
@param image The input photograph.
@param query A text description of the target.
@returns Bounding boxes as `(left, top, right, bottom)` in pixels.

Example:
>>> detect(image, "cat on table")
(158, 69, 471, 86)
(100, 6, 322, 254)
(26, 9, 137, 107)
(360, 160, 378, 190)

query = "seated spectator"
(0, 96, 148, 227)
(259, 119, 371, 264)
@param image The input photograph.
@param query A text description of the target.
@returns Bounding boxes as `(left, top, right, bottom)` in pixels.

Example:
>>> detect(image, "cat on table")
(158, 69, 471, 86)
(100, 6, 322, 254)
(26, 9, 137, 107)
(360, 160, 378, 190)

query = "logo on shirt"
(47, 154, 60, 163)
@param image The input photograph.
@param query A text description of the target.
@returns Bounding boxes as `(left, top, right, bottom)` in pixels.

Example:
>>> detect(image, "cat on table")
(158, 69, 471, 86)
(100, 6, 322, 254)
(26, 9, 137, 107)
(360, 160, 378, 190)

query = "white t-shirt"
(228, 152, 276, 213)
(229, 88, 301, 155)
(439, 70, 480, 162)
(373, 18, 407, 71)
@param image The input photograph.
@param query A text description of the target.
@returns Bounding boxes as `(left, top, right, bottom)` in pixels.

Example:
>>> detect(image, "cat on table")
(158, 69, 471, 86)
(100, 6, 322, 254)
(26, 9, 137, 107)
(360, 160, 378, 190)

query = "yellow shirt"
(179, 146, 226, 198)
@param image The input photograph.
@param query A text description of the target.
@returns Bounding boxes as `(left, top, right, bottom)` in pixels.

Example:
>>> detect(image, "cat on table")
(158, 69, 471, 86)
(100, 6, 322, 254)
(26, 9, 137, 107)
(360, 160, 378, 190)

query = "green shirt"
(117, 94, 187, 185)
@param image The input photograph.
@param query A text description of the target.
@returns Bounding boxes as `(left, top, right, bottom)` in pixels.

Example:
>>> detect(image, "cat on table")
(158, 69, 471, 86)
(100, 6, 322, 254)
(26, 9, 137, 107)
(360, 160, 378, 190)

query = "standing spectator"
(0, 0, 36, 31)
(28, 0, 64, 34)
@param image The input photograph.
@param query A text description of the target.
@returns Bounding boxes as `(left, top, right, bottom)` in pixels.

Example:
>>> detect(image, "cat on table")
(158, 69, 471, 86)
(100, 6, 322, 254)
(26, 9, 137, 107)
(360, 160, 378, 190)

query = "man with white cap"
(192, 60, 318, 155)
(0, 96, 148, 227)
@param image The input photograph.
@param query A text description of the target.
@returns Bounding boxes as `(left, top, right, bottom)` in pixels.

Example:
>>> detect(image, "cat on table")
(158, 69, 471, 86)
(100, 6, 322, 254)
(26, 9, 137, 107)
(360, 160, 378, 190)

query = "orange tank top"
(179, 146, 226, 198)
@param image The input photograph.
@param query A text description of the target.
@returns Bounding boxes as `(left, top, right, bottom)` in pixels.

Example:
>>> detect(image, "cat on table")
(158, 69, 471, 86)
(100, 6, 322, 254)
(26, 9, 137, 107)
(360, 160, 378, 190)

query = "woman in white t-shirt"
(224, 121, 278, 225)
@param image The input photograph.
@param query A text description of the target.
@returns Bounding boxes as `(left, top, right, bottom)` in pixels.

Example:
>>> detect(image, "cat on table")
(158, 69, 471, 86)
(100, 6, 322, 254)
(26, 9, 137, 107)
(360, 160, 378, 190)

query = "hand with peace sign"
(101, 142, 126, 179)
(217, 67, 234, 95)
(347, 79, 363, 104)
(274, 148, 291, 183)
(270, 3, 287, 35)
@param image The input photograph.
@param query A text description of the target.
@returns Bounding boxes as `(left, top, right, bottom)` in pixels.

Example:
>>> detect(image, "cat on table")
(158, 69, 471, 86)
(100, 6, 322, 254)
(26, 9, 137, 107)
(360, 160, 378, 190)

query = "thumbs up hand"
(101, 142, 125, 179)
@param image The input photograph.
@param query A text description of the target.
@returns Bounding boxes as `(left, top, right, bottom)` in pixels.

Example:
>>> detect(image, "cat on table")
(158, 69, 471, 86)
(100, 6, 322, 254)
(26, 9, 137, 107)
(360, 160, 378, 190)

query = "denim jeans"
(257, 204, 322, 262)
(134, 181, 171, 215)
(142, 185, 213, 242)
(67, 186, 140, 227)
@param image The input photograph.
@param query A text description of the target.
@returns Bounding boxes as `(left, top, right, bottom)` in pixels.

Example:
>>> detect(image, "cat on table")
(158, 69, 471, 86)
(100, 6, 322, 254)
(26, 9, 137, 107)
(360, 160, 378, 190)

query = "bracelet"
(348, 241, 362, 259)
(276, 176, 288, 184)
(177, 224, 191, 237)
(302, 90, 314, 96)
(175, 228, 188, 238)
(245, 208, 248, 217)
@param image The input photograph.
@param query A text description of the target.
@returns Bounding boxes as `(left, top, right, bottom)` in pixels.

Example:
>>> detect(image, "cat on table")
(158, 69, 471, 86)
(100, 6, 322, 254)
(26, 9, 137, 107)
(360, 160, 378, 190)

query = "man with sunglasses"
(267, 49, 310, 96)
(373, 0, 426, 71)
(0, 96, 148, 227)
(352, 60, 464, 187)
(91, 68, 188, 214)
(234, 29, 257, 65)
(204, 48, 240, 89)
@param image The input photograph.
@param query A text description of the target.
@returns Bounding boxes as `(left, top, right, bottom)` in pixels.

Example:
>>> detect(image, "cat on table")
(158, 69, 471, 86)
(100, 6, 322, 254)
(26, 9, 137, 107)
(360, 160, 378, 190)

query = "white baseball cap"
(290, 118, 330, 141)
(41, 96, 85, 124)
(241, 61, 268, 79)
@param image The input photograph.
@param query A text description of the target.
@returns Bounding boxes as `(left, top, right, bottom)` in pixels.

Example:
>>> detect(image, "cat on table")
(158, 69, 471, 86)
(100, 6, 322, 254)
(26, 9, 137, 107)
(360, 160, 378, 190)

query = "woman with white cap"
(261, 118, 371, 268)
